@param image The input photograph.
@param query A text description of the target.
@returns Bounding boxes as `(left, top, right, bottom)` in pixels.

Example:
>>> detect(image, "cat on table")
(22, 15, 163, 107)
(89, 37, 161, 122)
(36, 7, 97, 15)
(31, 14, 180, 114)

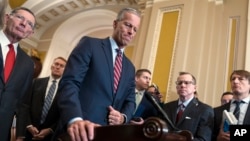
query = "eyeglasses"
(53, 62, 65, 68)
(175, 81, 194, 85)
(11, 13, 35, 29)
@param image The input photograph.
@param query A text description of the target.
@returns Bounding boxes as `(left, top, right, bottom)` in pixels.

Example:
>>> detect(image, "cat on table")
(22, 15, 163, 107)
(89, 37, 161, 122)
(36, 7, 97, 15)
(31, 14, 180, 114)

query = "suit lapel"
(101, 38, 114, 96)
(116, 54, 127, 93)
(41, 77, 50, 100)
(170, 101, 179, 123)
(5, 46, 24, 84)
(177, 98, 198, 124)
(0, 44, 3, 83)
(243, 101, 250, 124)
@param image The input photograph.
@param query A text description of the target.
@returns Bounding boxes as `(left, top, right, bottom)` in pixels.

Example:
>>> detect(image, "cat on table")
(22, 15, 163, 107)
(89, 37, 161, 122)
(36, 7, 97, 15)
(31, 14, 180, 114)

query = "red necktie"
(4, 44, 15, 83)
(176, 104, 184, 123)
(114, 49, 122, 93)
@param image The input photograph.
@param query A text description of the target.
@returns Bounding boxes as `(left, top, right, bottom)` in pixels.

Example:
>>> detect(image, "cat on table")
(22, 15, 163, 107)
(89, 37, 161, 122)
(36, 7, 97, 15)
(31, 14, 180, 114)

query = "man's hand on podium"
(130, 117, 144, 125)
(67, 120, 100, 141)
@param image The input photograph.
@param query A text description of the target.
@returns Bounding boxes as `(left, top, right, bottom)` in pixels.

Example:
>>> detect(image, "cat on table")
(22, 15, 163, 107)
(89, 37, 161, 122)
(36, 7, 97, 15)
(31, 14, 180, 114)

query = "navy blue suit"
(163, 98, 214, 141)
(57, 36, 135, 130)
(0, 45, 34, 141)
(212, 102, 250, 140)
(133, 93, 159, 119)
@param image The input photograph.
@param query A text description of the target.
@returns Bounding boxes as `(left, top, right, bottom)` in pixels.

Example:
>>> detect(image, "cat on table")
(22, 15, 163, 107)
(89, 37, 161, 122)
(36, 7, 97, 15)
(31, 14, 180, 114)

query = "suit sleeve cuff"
(121, 114, 127, 124)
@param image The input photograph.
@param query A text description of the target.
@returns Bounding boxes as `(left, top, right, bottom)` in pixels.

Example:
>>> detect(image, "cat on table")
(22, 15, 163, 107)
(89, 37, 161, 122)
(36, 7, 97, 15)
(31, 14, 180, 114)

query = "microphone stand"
(144, 92, 180, 131)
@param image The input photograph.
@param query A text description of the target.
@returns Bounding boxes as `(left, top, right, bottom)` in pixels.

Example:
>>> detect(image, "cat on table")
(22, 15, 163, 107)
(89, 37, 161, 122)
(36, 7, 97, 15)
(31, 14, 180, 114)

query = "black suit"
(16, 77, 59, 141)
(0, 45, 34, 141)
(212, 102, 250, 140)
(163, 98, 214, 141)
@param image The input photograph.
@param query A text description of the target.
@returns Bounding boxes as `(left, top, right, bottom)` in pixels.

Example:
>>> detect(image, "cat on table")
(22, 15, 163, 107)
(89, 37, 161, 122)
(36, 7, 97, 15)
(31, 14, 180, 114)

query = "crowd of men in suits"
(1, 5, 250, 141)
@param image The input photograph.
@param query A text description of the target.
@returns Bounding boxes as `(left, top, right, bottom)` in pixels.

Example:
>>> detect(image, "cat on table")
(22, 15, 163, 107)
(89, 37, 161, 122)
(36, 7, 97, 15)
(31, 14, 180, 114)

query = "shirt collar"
(178, 96, 194, 107)
(0, 30, 18, 48)
(109, 37, 124, 53)
(49, 76, 61, 82)
(231, 95, 250, 104)
(135, 89, 145, 95)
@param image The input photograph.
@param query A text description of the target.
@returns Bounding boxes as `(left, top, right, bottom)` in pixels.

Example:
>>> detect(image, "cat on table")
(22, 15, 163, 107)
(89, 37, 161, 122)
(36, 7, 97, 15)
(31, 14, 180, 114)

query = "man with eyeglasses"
(0, 7, 36, 141)
(213, 70, 250, 141)
(162, 71, 214, 141)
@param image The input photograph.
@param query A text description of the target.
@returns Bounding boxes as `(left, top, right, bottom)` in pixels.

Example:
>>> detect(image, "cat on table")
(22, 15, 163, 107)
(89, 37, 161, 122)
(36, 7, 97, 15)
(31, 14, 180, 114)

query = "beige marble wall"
(21, 0, 249, 107)
(134, 0, 248, 107)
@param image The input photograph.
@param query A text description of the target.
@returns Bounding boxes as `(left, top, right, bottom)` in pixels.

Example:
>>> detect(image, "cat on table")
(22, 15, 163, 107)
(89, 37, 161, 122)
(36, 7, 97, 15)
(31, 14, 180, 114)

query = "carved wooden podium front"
(58, 117, 193, 141)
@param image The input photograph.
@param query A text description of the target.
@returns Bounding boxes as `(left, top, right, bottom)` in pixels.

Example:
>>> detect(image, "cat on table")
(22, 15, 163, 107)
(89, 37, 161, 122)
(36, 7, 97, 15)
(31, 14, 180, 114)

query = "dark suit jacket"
(163, 98, 214, 141)
(133, 93, 159, 119)
(212, 102, 250, 140)
(56, 36, 136, 133)
(16, 77, 60, 140)
(0, 45, 34, 141)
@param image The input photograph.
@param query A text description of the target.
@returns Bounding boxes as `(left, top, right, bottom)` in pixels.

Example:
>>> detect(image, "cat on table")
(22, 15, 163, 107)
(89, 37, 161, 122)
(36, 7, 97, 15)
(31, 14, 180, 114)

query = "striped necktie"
(113, 49, 122, 93)
(41, 80, 57, 123)
(233, 100, 243, 120)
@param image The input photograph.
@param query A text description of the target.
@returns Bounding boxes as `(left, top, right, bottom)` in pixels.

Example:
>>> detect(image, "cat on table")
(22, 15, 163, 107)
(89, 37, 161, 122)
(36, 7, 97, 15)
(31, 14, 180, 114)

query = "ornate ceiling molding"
(21, 0, 146, 40)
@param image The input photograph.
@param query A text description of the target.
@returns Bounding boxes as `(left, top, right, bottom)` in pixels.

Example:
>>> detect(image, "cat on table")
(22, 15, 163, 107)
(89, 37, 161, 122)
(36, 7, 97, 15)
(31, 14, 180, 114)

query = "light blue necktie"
(41, 80, 56, 123)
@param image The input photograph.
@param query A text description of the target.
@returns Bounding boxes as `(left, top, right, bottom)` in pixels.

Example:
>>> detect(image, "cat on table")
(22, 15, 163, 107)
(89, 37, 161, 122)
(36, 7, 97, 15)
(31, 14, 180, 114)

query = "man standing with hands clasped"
(0, 7, 35, 141)
(55, 7, 141, 141)
(16, 57, 67, 141)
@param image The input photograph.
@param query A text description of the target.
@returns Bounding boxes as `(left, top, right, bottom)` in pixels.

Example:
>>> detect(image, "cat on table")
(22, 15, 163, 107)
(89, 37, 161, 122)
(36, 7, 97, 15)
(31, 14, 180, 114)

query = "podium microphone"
(145, 92, 179, 131)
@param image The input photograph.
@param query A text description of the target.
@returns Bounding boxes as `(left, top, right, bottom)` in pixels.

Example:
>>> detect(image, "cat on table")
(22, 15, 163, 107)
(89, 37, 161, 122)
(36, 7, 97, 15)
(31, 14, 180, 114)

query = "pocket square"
(185, 116, 191, 119)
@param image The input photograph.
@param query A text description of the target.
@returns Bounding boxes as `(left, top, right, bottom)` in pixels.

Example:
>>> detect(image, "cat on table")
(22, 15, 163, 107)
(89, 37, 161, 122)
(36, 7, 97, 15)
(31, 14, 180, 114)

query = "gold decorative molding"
(9, 0, 26, 9)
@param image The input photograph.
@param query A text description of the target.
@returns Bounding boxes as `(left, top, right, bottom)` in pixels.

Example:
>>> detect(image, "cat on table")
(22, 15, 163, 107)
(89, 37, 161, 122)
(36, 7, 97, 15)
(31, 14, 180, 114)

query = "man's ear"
(113, 20, 118, 28)
(194, 85, 197, 92)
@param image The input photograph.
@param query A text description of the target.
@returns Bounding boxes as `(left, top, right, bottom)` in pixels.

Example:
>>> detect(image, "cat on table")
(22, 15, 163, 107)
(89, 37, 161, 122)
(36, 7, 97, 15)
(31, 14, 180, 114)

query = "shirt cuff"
(68, 117, 83, 126)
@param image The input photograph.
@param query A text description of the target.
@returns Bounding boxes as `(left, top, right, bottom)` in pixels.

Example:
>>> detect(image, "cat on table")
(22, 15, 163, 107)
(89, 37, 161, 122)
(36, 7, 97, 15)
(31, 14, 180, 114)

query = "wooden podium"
(58, 117, 193, 141)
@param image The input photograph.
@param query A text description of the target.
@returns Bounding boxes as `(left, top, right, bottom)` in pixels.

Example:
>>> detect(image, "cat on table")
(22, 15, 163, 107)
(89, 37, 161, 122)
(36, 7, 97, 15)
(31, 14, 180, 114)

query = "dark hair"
(135, 69, 151, 77)
(147, 83, 160, 95)
(116, 7, 141, 21)
(178, 71, 197, 85)
(221, 91, 233, 98)
(230, 70, 250, 83)
(54, 56, 67, 63)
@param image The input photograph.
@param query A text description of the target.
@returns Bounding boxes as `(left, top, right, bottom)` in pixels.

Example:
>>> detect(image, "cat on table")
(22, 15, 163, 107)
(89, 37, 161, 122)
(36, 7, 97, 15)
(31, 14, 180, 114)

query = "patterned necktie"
(4, 44, 15, 83)
(113, 49, 122, 93)
(176, 104, 185, 123)
(233, 100, 243, 120)
(41, 80, 57, 123)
